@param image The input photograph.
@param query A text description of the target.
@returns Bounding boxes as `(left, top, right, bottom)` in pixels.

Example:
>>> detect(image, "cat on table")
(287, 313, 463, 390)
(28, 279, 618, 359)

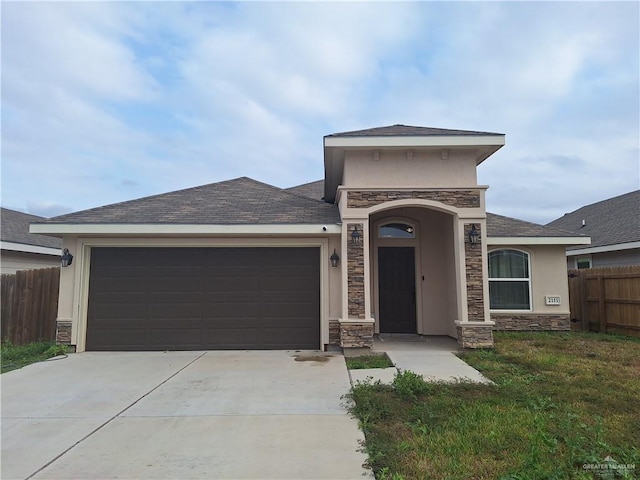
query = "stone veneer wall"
(329, 319, 340, 345)
(456, 325, 494, 348)
(347, 190, 480, 209)
(464, 223, 485, 322)
(56, 321, 72, 345)
(347, 223, 365, 318)
(492, 314, 571, 331)
(340, 322, 374, 348)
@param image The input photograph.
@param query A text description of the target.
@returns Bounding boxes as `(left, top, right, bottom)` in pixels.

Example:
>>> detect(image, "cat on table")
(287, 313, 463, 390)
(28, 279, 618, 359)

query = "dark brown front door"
(378, 247, 416, 333)
(86, 247, 320, 351)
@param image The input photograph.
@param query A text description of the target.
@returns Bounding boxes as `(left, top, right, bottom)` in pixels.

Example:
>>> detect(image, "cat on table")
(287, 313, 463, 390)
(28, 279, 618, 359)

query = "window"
(488, 249, 531, 310)
(576, 257, 592, 269)
(378, 223, 415, 239)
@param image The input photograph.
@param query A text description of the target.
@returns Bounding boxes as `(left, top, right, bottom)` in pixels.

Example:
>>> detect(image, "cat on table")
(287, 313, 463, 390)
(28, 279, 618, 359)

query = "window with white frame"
(576, 256, 592, 269)
(378, 222, 415, 239)
(488, 249, 531, 310)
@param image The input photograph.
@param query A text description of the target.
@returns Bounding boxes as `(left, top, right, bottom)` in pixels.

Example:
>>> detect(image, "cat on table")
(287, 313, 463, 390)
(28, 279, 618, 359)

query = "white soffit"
(30, 224, 343, 236)
(0, 241, 61, 255)
(488, 236, 591, 246)
(324, 135, 505, 148)
(566, 241, 640, 256)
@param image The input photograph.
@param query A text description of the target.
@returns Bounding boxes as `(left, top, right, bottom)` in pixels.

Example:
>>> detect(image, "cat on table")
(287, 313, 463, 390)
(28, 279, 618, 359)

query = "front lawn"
(346, 353, 394, 370)
(345, 332, 640, 479)
(1, 342, 68, 373)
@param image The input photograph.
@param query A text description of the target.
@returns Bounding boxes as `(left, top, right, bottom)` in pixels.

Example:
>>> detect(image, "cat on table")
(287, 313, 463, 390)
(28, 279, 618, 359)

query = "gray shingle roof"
(326, 124, 503, 138)
(285, 180, 325, 201)
(1, 208, 62, 248)
(36, 177, 340, 225)
(487, 213, 581, 238)
(546, 190, 639, 249)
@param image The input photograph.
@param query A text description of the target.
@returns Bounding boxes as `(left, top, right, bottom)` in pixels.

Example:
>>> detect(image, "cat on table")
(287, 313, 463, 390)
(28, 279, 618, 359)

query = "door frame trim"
(75, 237, 329, 352)
(372, 217, 422, 335)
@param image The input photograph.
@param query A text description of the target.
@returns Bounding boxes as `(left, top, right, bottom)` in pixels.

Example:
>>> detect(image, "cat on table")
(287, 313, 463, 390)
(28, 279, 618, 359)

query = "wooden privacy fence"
(568, 265, 640, 337)
(1, 267, 60, 345)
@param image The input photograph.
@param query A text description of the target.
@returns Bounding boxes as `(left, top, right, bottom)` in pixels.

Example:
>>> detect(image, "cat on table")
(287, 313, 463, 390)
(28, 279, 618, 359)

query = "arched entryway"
(370, 206, 457, 337)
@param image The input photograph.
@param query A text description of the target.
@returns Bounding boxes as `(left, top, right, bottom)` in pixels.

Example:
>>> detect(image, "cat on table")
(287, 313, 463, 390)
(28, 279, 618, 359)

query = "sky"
(2, 1, 638, 225)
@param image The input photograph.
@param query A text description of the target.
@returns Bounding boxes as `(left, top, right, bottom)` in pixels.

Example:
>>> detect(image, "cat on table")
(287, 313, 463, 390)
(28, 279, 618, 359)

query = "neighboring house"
(547, 190, 640, 269)
(31, 125, 589, 352)
(1, 207, 62, 274)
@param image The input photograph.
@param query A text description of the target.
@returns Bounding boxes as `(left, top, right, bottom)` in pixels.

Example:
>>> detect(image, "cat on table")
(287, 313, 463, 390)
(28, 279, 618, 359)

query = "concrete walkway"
(2, 351, 371, 480)
(349, 335, 491, 384)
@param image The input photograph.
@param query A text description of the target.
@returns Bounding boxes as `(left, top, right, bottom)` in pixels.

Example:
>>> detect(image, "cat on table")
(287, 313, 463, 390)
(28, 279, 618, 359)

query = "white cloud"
(1, 1, 637, 224)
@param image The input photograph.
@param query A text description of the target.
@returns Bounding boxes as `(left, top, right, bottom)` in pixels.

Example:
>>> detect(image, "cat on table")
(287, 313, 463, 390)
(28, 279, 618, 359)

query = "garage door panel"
(201, 328, 260, 346)
(90, 329, 147, 349)
(149, 292, 203, 304)
(260, 303, 316, 318)
(142, 318, 203, 330)
(92, 248, 147, 266)
(202, 315, 260, 330)
(87, 247, 320, 351)
(152, 277, 203, 292)
(261, 279, 317, 293)
(149, 329, 203, 347)
(203, 276, 261, 292)
(259, 330, 317, 349)
(90, 299, 146, 317)
(90, 321, 147, 333)
(202, 299, 259, 315)
(148, 311, 202, 324)
(90, 277, 149, 294)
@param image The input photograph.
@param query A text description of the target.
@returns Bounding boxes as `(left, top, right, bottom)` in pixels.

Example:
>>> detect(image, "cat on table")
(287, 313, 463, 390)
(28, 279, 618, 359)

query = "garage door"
(86, 247, 320, 351)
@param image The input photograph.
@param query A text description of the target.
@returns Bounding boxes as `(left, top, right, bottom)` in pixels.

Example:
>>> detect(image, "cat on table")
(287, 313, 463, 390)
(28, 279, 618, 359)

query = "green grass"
(346, 353, 394, 370)
(344, 332, 640, 480)
(1, 342, 69, 373)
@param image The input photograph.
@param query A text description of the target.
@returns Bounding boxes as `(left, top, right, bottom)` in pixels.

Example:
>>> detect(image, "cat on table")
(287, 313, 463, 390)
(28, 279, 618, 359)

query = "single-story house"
(547, 190, 640, 269)
(1, 207, 62, 274)
(31, 125, 589, 352)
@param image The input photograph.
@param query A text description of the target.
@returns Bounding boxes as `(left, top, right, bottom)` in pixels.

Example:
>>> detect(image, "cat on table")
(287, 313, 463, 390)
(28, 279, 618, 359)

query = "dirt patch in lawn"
(293, 354, 332, 363)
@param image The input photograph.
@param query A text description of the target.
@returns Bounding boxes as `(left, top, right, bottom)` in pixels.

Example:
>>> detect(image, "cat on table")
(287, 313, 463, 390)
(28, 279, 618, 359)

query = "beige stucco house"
(31, 125, 589, 352)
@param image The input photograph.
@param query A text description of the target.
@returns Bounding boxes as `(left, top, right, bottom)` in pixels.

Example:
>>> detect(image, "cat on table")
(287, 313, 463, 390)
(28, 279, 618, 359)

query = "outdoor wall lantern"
(468, 224, 480, 245)
(61, 248, 74, 267)
(351, 225, 362, 244)
(330, 249, 340, 268)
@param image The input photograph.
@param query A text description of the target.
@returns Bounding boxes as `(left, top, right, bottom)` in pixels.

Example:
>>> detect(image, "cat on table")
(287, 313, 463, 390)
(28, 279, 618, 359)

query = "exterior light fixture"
(330, 249, 340, 268)
(351, 225, 362, 244)
(468, 224, 480, 244)
(61, 248, 74, 267)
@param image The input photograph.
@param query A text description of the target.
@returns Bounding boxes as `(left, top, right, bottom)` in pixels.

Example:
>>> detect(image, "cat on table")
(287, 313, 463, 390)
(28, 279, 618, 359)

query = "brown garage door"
(86, 247, 320, 351)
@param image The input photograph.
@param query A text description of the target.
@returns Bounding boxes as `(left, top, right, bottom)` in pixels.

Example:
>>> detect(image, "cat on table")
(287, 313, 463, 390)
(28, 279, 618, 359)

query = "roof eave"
(323, 134, 505, 149)
(566, 241, 640, 255)
(0, 241, 62, 255)
(488, 236, 592, 246)
(30, 223, 343, 236)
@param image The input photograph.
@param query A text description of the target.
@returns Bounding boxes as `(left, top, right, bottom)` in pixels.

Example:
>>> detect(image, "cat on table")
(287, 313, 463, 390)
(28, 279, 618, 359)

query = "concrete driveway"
(1, 351, 370, 480)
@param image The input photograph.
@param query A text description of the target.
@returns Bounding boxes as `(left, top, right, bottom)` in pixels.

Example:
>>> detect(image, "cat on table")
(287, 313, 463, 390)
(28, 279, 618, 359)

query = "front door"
(378, 247, 416, 333)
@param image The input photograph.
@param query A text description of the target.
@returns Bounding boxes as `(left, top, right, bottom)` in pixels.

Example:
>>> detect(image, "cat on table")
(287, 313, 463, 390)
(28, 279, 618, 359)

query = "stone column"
(340, 222, 374, 348)
(347, 223, 365, 319)
(456, 223, 494, 348)
(464, 223, 485, 322)
(56, 237, 77, 348)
